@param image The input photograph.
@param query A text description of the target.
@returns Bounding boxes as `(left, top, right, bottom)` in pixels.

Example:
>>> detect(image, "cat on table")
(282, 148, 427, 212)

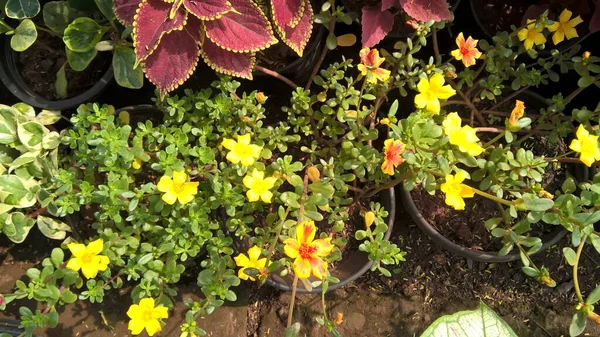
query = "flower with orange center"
(357, 47, 391, 84)
(283, 220, 333, 279)
(450, 33, 482, 67)
(381, 139, 405, 175)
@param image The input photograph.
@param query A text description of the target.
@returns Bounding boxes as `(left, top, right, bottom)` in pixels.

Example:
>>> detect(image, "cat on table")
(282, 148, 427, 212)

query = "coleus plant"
(361, 0, 451, 47)
(114, 0, 315, 94)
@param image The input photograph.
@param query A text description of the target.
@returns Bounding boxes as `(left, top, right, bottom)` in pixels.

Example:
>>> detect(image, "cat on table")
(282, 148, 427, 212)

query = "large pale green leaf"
(4, 212, 35, 243)
(5, 0, 40, 19)
(113, 46, 143, 89)
(56, 63, 68, 98)
(35, 109, 62, 125)
(42, 131, 60, 149)
(420, 302, 518, 337)
(66, 47, 97, 71)
(37, 215, 70, 240)
(0, 106, 18, 144)
(8, 151, 37, 172)
(43, 1, 84, 35)
(12, 102, 35, 118)
(63, 17, 104, 52)
(10, 19, 37, 51)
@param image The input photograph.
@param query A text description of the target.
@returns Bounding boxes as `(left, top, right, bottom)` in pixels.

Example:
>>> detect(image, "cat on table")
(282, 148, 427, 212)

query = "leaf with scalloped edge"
(113, 0, 141, 25)
(278, 0, 312, 56)
(184, 0, 231, 20)
(133, 0, 187, 62)
(399, 0, 451, 23)
(361, 3, 394, 47)
(200, 37, 254, 79)
(271, 0, 304, 29)
(204, 0, 277, 53)
(142, 16, 202, 95)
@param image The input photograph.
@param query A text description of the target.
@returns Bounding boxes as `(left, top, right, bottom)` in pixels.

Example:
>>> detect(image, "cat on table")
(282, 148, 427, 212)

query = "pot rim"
(263, 188, 396, 293)
(0, 36, 114, 110)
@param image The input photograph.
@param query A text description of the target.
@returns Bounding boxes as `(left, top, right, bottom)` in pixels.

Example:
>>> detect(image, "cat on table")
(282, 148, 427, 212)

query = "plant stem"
(287, 275, 299, 328)
(441, 100, 469, 107)
(487, 85, 530, 112)
(267, 208, 290, 261)
(306, 16, 335, 90)
(573, 233, 589, 304)
(432, 27, 440, 63)
(35, 24, 59, 37)
(298, 172, 310, 221)
(0, 20, 13, 32)
(483, 131, 505, 148)
(27, 207, 47, 219)
(362, 171, 412, 199)
(447, 79, 486, 126)
(255, 66, 298, 89)
(472, 188, 513, 207)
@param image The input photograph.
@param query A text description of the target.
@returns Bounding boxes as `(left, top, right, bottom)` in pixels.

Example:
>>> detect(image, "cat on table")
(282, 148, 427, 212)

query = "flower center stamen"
(298, 243, 317, 259)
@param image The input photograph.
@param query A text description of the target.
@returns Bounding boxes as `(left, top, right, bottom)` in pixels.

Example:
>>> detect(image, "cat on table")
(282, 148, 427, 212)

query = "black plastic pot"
(0, 319, 38, 337)
(254, 22, 325, 85)
(400, 187, 567, 263)
(259, 188, 396, 294)
(0, 35, 113, 111)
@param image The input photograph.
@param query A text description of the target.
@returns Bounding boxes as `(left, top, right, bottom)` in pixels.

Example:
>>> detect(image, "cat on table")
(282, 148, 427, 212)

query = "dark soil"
(18, 30, 110, 101)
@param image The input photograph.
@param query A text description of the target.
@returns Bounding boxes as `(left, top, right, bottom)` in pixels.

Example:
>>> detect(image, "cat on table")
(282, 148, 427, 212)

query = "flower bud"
(538, 189, 554, 199)
(588, 311, 600, 325)
(307, 166, 320, 182)
(335, 312, 344, 325)
(444, 68, 457, 80)
(118, 110, 130, 125)
(317, 92, 327, 102)
(256, 92, 267, 104)
(380, 118, 390, 126)
(583, 51, 591, 59)
(364, 211, 376, 229)
(507, 100, 525, 129)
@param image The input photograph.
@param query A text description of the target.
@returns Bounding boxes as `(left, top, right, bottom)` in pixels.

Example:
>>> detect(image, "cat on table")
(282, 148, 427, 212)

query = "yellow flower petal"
(172, 171, 187, 187)
(296, 221, 316, 244)
(221, 138, 237, 150)
(128, 318, 145, 335)
(156, 176, 174, 193)
(87, 239, 104, 255)
(283, 239, 300, 259)
(67, 243, 86, 258)
(248, 246, 262, 262)
(66, 257, 81, 271)
(161, 192, 178, 205)
(238, 134, 251, 145)
(293, 258, 312, 279)
(144, 319, 162, 336)
(312, 238, 334, 257)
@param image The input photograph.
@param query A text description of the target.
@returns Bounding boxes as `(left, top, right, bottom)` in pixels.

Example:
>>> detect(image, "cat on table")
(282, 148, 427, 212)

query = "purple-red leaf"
(381, 0, 398, 11)
(133, 0, 188, 62)
(591, 4, 600, 32)
(184, 0, 232, 20)
(200, 38, 255, 79)
(271, 0, 304, 28)
(114, 0, 142, 25)
(399, 0, 451, 22)
(361, 4, 394, 47)
(143, 17, 203, 95)
(279, 0, 312, 56)
(204, 0, 277, 53)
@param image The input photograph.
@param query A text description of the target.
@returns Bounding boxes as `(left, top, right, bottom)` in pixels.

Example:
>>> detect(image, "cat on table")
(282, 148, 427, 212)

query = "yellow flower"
(440, 170, 475, 211)
(234, 246, 269, 281)
(442, 112, 484, 156)
(583, 51, 591, 59)
(283, 220, 333, 279)
(66, 239, 110, 279)
(132, 158, 142, 169)
(450, 33, 482, 67)
(381, 139, 405, 175)
(518, 19, 546, 50)
(256, 92, 267, 104)
(414, 73, 456, 114)
(243, 169, 277, 203)
(548, 9, 583, 45)
(380, 118, 390, 126)
(127, 298, 169, 336)
(221, 134, 262, 166)
(156, 171, 199, 205)
(570, 125, 600, 167)
(357, 47, 391, 84)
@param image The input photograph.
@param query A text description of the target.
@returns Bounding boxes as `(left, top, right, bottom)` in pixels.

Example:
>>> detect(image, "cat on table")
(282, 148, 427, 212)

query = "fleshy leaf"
(113, 0, 141, 25)
(278, 0, 312, 56)
(183, 0, 231, 20)
(271, 0, 304, 28)
(133, 0, 187, 62)
(591, 4, 600, 33)
(381, 0, 398, 11)
(203, 0, 277, 53)
(143, 17, 202, 95)
(399, 0, 451, 22)
(200, 37, 254, 79)
(361, 3, 394, 47)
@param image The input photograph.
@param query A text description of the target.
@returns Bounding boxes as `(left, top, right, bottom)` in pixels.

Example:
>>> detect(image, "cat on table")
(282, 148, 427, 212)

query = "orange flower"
(381, 139, 405, 175)
(450, 33, 482, 67)
(357, 47, 391, 84)
(588, 311, 600, 325)
(283, 220, 333, 279)
(508, 100, 525, 126)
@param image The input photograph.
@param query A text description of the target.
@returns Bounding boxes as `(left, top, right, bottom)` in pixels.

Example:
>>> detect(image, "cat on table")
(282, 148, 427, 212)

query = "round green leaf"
(113, 46, 143, 89)
(66, 46, 97, 71)
(63, 17, 104, 52)
(10, 19, 37, 52)
(5, 0, 40, 19)
(43, 1, 84, 35)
